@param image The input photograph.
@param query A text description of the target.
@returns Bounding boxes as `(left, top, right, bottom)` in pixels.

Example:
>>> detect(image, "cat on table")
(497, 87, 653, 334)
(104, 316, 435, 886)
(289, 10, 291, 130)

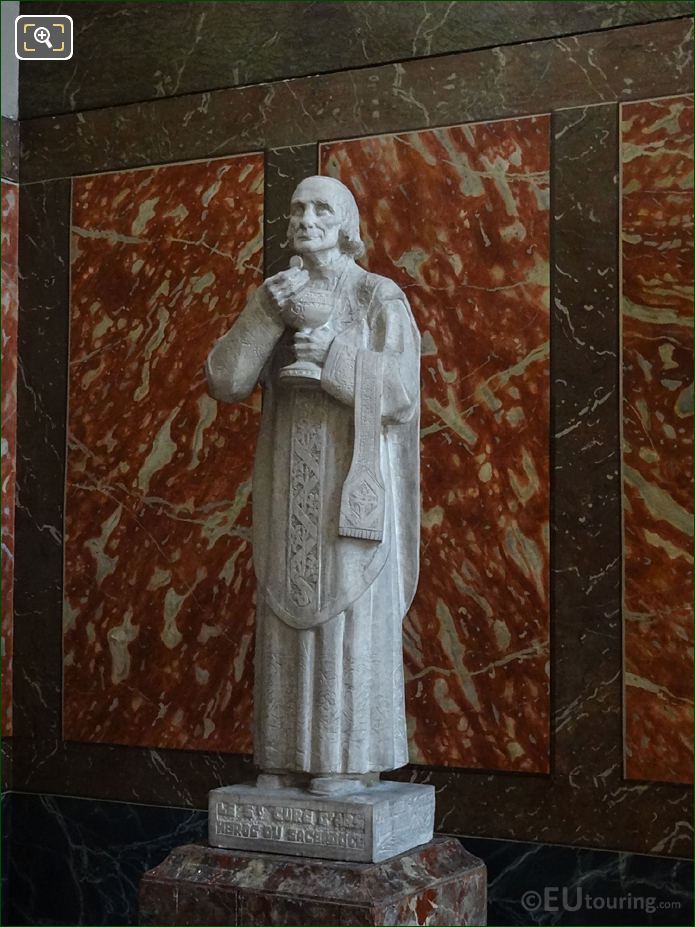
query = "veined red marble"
(1, 181, 19, 736)
(321, 115, 550, 773)
(64, 155, 263, 750)
(621, 95, 694, 784)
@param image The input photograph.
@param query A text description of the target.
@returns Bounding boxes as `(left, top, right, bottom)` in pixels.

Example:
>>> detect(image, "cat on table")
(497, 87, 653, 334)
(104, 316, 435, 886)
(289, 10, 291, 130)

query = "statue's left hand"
(294, 327, 334, 365)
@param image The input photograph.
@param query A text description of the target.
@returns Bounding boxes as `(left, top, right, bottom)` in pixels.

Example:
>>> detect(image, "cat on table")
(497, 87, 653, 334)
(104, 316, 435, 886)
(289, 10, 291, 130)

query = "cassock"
(206, 256, 420, 775)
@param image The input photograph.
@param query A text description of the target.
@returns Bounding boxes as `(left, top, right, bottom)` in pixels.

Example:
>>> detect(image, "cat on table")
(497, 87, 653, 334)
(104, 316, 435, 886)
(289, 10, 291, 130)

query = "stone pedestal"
(139, 837, 486, 926)
(208, 780, 435, 862)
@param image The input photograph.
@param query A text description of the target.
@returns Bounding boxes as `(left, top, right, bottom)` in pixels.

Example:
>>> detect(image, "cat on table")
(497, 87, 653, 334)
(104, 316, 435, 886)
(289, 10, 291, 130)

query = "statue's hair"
(290, 175, 365, 260)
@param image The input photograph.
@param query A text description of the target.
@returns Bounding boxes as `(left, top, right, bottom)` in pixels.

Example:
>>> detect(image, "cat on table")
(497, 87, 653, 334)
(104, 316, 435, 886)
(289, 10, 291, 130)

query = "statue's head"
(288, 176, 365, 260)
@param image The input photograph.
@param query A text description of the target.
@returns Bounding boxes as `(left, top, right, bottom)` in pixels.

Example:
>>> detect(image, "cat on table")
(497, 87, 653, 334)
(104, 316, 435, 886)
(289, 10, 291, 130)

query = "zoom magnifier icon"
(15, 14, 73, 59)
(34, 26, 53, 48)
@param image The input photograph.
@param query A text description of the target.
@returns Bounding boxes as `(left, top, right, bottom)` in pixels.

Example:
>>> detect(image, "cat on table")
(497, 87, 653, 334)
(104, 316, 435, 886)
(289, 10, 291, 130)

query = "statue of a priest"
(206, 175, 420, 792)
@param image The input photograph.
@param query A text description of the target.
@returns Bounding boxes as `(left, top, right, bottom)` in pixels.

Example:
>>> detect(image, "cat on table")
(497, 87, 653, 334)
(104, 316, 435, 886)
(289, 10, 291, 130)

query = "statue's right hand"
(263, 267, 310, 315)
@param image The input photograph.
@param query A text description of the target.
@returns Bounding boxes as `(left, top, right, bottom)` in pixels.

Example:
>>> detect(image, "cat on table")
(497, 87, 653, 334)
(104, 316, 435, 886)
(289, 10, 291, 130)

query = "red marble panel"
(621, 95, 694, 784)
(2, 180, 19, 736)
(321, 115, 550, 773)
(64, 155, 263, 750)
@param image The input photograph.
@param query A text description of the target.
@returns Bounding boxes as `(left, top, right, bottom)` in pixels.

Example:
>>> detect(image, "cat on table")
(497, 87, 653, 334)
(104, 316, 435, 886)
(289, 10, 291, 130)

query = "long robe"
(206, 258, 420, 775)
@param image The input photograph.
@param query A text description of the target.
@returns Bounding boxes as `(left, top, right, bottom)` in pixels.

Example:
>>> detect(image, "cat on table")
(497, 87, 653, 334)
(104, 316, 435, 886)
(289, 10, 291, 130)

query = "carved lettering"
(214, 799, 366, 849)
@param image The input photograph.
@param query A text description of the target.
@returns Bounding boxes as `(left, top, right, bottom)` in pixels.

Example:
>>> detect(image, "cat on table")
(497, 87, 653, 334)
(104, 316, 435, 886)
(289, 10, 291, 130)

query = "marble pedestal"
(138, 837, 487, 926)
(208, 780, 435, 862)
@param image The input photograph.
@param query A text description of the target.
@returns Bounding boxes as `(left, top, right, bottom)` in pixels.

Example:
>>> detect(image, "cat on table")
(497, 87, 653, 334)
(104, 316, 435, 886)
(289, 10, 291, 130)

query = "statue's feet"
(256, 772, 306, 790)
(308, 773, 377, 796)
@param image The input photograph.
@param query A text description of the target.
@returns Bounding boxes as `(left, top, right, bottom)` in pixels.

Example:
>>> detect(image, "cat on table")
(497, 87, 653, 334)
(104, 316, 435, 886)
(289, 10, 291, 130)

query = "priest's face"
(289, 178, 344, 255)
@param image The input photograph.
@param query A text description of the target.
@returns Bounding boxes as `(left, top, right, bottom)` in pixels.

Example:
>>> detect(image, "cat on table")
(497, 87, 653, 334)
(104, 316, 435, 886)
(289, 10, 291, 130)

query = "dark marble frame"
(17, 17, 695, 183)
(1, 118, 20, 183)
(10, 17, 694, 856)
(15, 1, 694, 120)
(4, 793, 692, 927)
(1, 139, 21, 785)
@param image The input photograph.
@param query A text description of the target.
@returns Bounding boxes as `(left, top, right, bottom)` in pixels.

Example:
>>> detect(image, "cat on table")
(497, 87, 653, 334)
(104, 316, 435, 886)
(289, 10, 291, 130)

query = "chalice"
(278, 256, 335, 384)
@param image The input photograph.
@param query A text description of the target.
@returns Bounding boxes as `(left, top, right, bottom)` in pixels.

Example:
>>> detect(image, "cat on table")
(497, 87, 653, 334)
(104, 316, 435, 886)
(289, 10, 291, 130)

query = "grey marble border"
(13, 179, 71, 785)
(16, 2, 694, 120)
(1, 117, 19, 182)
(1, 740, 12, 792)
(18, 18, 694, 183)
(551, 103, 624, 783)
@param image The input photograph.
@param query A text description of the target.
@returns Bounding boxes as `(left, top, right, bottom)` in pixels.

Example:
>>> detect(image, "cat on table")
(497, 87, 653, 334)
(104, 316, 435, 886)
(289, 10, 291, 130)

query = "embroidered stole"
(338, 350, 385, 542)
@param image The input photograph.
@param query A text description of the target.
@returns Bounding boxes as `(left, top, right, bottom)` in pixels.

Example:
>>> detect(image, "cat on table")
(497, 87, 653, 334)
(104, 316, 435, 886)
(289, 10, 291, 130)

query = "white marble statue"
(206, 176, 421, 796)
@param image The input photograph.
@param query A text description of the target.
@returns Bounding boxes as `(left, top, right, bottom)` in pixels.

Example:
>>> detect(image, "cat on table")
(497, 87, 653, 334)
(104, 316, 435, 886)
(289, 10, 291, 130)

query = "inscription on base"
(213, 800, 367, 850)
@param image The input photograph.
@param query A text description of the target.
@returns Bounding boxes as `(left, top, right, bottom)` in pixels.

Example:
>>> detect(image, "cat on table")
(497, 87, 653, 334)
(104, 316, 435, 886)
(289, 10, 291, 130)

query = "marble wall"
(621, 94, 694, 785)
(5, 8, 694, 865)
(1, 180, 18, 735)
(321, 116, 550, 773)
(63, 156, 263, 751)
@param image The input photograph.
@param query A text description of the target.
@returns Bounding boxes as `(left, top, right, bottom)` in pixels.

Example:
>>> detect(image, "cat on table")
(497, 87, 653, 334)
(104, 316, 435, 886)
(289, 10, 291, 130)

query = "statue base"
(208, 780, 434, 863)
(139, 837, 487, 926)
